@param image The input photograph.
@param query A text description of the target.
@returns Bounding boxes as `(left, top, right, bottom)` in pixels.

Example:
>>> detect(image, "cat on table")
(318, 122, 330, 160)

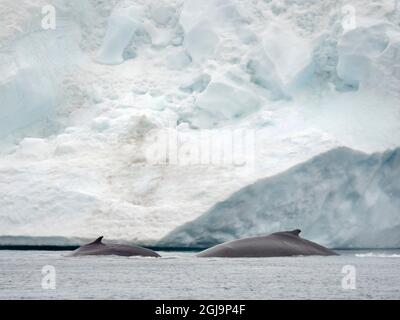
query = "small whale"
(197, 229, 338, 258)
(70, 236, 161, 257)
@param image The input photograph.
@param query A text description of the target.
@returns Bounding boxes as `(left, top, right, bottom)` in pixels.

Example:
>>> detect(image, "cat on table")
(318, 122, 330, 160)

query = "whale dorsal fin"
(290, 229, 301, 236)
(92, 236, 103, 244)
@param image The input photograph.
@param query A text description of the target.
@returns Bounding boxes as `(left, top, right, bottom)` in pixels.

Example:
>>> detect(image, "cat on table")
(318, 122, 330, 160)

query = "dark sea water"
(0, 250, 399, 299)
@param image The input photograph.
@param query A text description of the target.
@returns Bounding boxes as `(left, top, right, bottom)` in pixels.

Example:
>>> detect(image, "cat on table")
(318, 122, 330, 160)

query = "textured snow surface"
(0, 0, 400, 246)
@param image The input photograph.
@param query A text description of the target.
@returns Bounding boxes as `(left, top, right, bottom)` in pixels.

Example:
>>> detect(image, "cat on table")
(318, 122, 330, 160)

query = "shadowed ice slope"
(161, 147, 400, 249)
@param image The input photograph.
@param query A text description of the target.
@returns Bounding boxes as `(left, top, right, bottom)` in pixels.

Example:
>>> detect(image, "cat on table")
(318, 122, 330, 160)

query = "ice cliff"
(0, 0, 400, 247)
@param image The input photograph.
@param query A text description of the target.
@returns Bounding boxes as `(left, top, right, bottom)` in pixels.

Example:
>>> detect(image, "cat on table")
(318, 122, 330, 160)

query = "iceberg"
(0, 0, 399, 247)
(162, 147, 400, 249)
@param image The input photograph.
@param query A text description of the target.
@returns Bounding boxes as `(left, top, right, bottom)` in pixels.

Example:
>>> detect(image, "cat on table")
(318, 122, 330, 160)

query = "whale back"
(197, 229, 337, 258)
(271, 229, 301, 237)
(70, 237, 161, 257)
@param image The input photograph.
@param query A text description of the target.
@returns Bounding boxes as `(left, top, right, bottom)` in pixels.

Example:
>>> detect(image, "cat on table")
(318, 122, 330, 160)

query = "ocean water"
(0, 250, 399, 299)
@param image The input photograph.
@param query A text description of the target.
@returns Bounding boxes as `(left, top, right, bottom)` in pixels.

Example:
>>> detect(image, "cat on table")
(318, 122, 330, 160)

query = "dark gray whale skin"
(197, 229, 337, 258)
(70, 236, 160, 257)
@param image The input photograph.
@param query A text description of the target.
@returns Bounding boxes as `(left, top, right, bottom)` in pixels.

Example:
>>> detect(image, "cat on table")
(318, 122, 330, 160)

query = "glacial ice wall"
(0, 0, 400, 246)
(0, 0, 92, 139)
(162, 147, 400, 249)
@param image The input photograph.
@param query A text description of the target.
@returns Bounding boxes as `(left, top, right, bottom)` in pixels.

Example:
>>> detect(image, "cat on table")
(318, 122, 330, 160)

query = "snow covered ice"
(0, 0, 400, 248)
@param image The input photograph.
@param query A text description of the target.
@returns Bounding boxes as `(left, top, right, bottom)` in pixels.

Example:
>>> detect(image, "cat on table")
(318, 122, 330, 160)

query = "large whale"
(197, 229, 337, 258)
(70, 236, 161, 257)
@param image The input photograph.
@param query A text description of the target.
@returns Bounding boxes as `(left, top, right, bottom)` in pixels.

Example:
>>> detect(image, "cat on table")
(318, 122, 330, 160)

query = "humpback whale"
(70, 236, 161, 257)
(197, 229, 337, 258)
